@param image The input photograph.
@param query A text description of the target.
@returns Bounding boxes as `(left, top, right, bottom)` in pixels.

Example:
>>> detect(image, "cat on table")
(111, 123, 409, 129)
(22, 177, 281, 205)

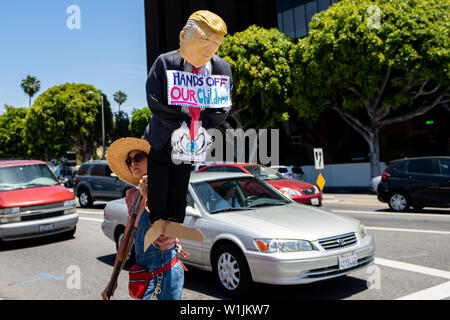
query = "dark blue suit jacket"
(145, 50, 233, 150)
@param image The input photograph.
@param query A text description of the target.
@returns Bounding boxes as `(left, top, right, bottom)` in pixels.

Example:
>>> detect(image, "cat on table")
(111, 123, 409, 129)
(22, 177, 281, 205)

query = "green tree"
(23, 83, 114, 162)
(113, 90, 127, 113)
(113, 110, 130, 139)
(0, 105, 29, 159)
(129, 108, 152, 138)
(290, 0, 450, 178)
(21, 75, 41, 107)
(218, 25, 293, 128)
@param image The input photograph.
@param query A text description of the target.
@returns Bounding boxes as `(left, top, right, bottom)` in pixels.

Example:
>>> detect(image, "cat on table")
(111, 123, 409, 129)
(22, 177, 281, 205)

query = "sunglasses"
(126, 152, 147, 167)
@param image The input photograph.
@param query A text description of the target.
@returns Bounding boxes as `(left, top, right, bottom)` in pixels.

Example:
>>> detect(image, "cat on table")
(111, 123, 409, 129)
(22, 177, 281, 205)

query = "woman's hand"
(154, 234, 177, 250)
(139, 175, 148, 200)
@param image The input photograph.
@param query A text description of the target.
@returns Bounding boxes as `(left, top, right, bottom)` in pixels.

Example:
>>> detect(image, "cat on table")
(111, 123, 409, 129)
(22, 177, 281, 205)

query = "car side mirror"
(110, 172, 118, 179)
(185, 206, 201, 218)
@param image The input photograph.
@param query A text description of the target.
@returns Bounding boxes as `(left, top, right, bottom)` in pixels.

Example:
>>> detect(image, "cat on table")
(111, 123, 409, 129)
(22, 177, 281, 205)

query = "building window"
(282, 9, 295, 38)
(294, 5, 307, 38)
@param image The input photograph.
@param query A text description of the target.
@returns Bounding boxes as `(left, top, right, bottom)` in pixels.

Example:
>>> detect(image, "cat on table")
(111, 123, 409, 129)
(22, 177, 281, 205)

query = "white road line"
(332, 209, 449, 218)
(396, 281, 450, 300)
(375, 257, 450, 280)
(366, 226, 450, 235)
(79, 217, 103, 222)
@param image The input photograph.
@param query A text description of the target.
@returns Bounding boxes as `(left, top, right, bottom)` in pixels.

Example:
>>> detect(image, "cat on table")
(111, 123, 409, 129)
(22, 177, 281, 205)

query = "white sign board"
(314, 148, 324, 170)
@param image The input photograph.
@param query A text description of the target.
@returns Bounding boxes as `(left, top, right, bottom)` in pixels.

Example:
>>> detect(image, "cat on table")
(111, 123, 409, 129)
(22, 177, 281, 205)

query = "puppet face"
(179, 23, 224, 68)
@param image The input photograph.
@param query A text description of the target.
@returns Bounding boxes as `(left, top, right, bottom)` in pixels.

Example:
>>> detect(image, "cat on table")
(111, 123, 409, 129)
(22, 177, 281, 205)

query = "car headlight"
(0, 207, 20, 215)
(358, 224, 367, 239)
(64, 200, 76, 207)
(254, 239, 316, 253)
(279, 188, 302, 197)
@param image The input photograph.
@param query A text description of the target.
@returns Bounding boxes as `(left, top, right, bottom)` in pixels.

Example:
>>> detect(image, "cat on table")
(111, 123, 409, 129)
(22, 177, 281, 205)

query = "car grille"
(19, 202, 65, 213)
(21, 211, 65, 222)
(301, 188, 315, 195)
(318, 232, 357, 250)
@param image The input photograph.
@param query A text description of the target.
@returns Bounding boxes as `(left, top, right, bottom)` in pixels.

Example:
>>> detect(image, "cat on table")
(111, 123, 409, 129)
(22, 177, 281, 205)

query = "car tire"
(78, 189, 93, 208)
(388, 193, 410, 212)
(212, 243, 252, 298)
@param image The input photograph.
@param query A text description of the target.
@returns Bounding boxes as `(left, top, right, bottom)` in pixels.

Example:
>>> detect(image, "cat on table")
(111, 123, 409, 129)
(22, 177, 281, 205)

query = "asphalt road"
(1, 193, 449, 301)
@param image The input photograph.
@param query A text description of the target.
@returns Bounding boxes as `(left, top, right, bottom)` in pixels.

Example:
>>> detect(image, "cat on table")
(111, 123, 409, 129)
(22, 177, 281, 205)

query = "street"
(0, 193, 449, 300)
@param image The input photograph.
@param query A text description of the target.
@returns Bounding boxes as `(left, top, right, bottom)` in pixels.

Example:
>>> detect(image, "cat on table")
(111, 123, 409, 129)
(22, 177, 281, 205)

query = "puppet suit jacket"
(145, 50, 233, 150)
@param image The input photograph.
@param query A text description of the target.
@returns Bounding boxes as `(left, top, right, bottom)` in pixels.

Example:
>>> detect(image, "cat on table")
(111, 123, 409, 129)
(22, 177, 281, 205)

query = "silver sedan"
(102, 172, 375, 297)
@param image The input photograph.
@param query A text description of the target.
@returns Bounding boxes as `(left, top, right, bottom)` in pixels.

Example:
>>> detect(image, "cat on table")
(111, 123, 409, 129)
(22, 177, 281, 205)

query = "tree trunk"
(368, 129, 381, 179)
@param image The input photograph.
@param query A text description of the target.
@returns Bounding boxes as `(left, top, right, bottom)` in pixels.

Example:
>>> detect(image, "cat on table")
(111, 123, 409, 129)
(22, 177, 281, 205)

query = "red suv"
(197, 163, 322, 206)
(0, 160, 78, 241)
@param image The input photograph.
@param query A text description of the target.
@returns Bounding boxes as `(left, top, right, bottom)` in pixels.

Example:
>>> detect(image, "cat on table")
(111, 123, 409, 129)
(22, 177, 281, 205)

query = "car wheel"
(388, 193, 410, 212)
(78, 189, 93, 208)
(212, 243, 252, 298)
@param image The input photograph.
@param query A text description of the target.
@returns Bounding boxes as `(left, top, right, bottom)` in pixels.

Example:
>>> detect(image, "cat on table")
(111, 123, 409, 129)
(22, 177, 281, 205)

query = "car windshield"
(243, 165, 286, 181)
(0, 164, 59, 191)
(192, 177, 290, 214)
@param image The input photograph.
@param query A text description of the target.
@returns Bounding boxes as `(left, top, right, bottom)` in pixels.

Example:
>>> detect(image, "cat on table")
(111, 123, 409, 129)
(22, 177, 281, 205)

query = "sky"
(0, 0, 148, 117)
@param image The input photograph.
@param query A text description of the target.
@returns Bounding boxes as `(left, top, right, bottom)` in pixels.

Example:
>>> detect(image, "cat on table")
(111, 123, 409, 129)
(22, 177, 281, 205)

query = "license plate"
(338, 253, 358, 270)
(40, 224, 54, 232)
(311, 198, 320, 205)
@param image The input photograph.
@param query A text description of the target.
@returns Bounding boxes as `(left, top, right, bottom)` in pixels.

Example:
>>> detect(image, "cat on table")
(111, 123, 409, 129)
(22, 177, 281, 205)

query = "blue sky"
(0, 0, 147, 117)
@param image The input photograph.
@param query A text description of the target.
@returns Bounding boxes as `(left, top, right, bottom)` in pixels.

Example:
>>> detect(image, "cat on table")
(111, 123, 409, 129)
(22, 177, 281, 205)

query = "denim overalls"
(131, 196, 184, 300)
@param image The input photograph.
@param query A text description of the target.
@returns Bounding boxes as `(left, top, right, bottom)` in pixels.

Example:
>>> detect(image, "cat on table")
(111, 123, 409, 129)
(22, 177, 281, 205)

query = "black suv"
(73, 160, 134, 207)
(377, 157, 450, 212)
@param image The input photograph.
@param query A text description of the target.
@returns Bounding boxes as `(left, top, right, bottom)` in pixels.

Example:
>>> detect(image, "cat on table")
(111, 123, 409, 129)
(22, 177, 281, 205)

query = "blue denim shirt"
(131, 196, 184, 300)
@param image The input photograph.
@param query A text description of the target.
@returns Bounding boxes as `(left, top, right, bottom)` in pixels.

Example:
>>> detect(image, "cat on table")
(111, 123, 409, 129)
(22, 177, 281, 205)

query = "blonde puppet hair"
(183, 10, 227, 37)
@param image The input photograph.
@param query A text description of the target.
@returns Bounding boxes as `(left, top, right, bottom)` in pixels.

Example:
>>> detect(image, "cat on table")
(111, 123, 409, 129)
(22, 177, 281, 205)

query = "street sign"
(316, 173, 326, 192)
(313, 148, 324, 170)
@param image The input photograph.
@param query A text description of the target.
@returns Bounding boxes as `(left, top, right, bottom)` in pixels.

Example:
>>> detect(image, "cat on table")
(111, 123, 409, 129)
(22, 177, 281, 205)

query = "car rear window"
(0, 164, 59, 191)
(407, 159, 434, 175)
(277, 168, 288, 173)
(292, 167, 304, 174)
(202, 166, 225, 172)
(77, 164, 90, 176)
(387, 161, 406, 175)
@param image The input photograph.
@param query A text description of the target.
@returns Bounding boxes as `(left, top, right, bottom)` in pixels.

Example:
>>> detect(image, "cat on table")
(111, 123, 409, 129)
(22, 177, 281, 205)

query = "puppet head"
(179, 10, 227, 68)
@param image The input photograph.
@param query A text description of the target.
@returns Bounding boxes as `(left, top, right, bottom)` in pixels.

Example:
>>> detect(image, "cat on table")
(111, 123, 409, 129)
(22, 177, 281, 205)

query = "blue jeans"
(132, 206, 184, 300)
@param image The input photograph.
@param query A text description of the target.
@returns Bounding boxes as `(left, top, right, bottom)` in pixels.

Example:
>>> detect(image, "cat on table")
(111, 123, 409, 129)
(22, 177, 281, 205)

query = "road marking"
(396, 281, 450, 300)
(366, 226, 450, 235)
(324, 201, 386, 206)
(79, 217, 103, 222)
(332, 209, 449, 218)
(375, 257, 450, 280)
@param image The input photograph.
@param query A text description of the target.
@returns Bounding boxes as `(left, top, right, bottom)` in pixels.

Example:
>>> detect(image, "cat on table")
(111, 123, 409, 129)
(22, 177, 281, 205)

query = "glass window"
(90, 164, 105, 176)
(192, 177, 289, 213)
(277, 12, 284, 33)
(0, 164, 59, 191)
(318, 0, 331, 12)
(243, 165, 286, 180)
(292, 166, 304, 174)
(282, 9, 295, 38)
(202, 166, 225, 173)
(294, 5, 307, 38)
(387, 161, 406, 176)
(438, 159, 450, 176)
(306, 1, 317, 28)
(77, 164, 90, 176)
(224, 166, 244, 173)
(407, 159, 434, 175)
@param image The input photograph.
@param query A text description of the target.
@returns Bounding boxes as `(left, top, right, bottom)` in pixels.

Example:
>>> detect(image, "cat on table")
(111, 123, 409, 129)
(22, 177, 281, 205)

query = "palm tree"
(21, 75, 41, 107)
(113, 90, 127, 113)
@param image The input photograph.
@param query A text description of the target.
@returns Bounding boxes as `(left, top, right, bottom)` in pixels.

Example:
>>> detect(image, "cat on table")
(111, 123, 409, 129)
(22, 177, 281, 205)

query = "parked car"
(73, 160, 134, 208)
(102, 172, 374, 297)
(50, 164, 75, 188)
(198, 163, 322, 206)
(0, 160, 78, 241)
(271, 165, 305, 181)
(377, 157, 450, 212)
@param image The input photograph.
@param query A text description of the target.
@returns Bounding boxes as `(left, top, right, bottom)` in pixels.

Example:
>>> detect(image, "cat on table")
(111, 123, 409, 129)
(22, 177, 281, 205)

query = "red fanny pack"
(128, 256, 183, 300)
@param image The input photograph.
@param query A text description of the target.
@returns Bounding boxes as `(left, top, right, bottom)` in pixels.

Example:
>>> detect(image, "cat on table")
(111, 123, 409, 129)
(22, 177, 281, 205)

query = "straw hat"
(106, 137, 151, 186)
